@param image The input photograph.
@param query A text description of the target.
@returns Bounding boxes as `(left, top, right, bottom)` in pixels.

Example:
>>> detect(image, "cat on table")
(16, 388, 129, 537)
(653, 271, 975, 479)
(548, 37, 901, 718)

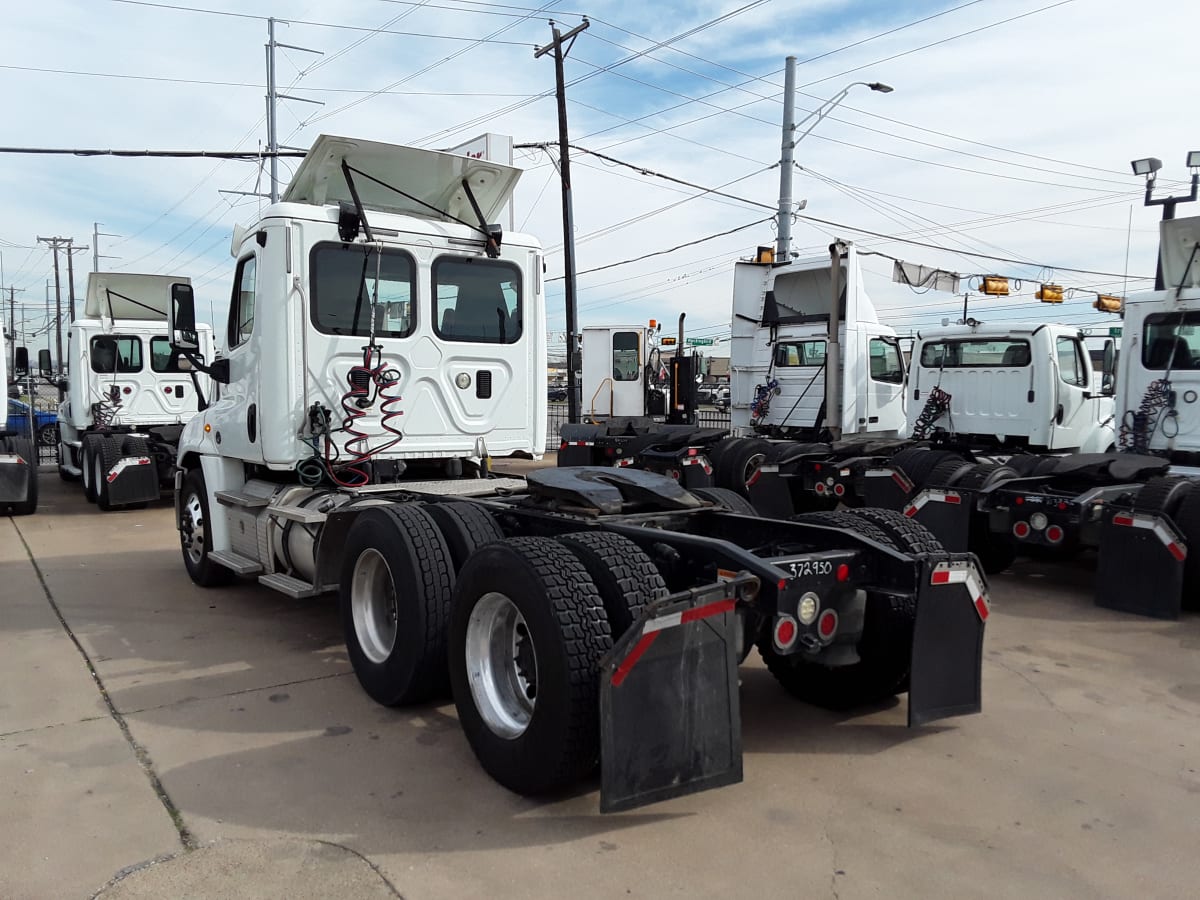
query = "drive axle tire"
(692, 486, 760, 516)
(925, 459, 975, 488)
(848, 508, 943, 554)
(94, 436, 123, 511)
(425, 501, 505, 573)
(1172, 489, 1200, 611)
(178, 467, 234, 588)
(557, 531, 667, 640)
(1133, 476, 1194, 517)
(449, 537, 612, 796)
(791, 510, 896, 548)
(717, 438, 771, 497)
(81, 436, 98, 503)
(340, 505, 455, 706)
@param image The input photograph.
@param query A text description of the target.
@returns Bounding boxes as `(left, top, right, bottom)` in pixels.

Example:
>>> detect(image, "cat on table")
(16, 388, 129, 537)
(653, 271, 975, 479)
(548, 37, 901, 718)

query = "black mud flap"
(903, 488, 974, 552)
(107, 457, 162, 505)
(1095, 509, 1185, 619)
(598, 576, 756, 813)
(861, 466, 914, 511)
(0, 458, 32, 504)
(747, 464, 796, 518)
(908, 558, 988, 727)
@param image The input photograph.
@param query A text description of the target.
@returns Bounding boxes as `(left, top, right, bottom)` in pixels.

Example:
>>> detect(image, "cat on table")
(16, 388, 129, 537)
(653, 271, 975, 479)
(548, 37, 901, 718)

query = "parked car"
(5, 398, 59, 445)
(548, 386, 568, 402)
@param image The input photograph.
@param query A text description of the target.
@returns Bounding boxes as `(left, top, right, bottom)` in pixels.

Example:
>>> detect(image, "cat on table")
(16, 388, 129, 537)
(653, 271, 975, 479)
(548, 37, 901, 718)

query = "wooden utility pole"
(536, 18, 589, 425)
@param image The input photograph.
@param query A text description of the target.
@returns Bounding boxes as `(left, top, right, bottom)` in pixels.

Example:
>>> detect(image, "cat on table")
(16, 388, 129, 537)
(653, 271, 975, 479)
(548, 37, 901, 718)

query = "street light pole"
(775, 69, 893, 260)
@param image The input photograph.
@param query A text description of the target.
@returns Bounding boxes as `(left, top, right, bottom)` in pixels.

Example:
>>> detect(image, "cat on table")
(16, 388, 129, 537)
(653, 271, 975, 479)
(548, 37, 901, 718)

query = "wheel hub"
(350, 548, 399, 665)
(465, 592, 538, 739)
(181, 493, 206, 565)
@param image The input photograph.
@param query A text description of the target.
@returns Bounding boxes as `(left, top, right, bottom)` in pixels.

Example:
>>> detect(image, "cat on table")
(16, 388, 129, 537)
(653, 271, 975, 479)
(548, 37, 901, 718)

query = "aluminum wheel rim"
(93, 451, 103, 497)
(81, 447, 92, 492)
(742, 452, 766, 486)
(350, 548, 399, 665)
(465, 591, 537, 740)
(181, 492, 206, 565)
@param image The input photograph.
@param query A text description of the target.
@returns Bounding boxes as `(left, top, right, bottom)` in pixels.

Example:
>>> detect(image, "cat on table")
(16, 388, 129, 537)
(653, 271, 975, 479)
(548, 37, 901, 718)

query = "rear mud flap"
(747, 465, 795, 518)
(107, 457, 161, 505)
(908, 559, 988, 727)
(861, 467, 914, 510)
(598, 577, 756, 813)
(0, 457, 32, 504)
(904, 489, 973, 552)
(1095, 510, 1185, 619)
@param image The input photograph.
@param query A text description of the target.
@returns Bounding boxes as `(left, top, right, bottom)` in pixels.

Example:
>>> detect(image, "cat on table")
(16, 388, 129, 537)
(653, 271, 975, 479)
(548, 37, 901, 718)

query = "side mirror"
(14, 346, 29, 377)
(1101, 339, 1117, 396)
(169, 282, 199, 351)
(37, 348, 52, 378)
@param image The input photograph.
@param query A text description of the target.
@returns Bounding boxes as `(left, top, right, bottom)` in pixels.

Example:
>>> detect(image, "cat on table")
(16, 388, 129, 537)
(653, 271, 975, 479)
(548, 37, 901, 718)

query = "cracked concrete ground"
(3, 472, 1200, 899)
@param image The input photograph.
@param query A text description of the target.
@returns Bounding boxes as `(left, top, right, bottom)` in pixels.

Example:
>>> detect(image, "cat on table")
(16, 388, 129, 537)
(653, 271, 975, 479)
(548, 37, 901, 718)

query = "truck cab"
(729, 244, 908, 440)
(0, 340, 38, 514)
(909, 322, 1115, 453)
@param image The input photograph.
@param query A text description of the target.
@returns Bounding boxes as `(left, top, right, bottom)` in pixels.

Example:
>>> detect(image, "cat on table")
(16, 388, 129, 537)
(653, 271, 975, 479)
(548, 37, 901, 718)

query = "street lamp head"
(866, 82, 894, 93)
(1187, 151, 1200, 169)
(1131, 157, 1162, 177)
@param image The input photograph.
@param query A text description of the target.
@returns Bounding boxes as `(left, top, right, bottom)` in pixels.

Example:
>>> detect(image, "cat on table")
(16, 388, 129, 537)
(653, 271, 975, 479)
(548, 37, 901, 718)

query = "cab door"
(209, 252, 263, 463)
(1050, 335, 1091, 450)
(865, 335, 907, 434)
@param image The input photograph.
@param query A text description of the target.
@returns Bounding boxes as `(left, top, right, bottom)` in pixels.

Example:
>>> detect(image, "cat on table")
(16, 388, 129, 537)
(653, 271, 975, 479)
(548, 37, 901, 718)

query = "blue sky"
(1, 0, 1195, 357)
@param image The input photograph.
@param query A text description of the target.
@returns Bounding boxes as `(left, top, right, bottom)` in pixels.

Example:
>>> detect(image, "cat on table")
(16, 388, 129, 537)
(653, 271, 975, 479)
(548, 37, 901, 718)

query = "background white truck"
(0, 341, 38, 515)
(164, 133, 990, 811)
(54, 272, 214, 511)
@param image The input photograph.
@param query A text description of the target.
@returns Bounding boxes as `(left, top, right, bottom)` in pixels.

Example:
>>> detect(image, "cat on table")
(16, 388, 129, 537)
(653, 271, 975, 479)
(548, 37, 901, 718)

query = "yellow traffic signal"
(1094, 294, 1123, 313)
(661, 336, 677, 346)
(755, 246, 775, 264)
(1036, 284, 1064, 303)
(981, 275, 1010, 296)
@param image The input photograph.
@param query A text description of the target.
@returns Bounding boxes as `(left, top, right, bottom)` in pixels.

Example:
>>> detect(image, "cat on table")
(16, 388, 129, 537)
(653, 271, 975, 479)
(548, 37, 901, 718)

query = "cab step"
(209, 550, 263, 575)
(258, 572, 325, 599)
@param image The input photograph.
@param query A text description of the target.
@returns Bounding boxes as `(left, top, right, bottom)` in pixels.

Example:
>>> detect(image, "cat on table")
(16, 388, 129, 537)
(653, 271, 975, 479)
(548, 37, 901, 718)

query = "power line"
(0, 146, 303, 158)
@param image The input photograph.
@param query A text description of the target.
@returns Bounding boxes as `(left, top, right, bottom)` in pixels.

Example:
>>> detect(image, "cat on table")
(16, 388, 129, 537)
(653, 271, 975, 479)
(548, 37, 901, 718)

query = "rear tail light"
(817, 610, 838, 640)
(1013, 521, 1031, 539)
(815, 482, 826, 494)
(836, 563, 850, 582)
(833, 483, 845, 497)
(1046, 525, 1064, 544)
(774, 616, 798, 650)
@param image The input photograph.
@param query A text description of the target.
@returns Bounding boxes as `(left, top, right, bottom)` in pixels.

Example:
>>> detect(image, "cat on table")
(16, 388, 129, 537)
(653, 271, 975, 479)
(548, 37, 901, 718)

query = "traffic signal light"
(981, 275, 1009, 296)
(1094, 294, 1123, 313)
(1036, 284, 1064, 303)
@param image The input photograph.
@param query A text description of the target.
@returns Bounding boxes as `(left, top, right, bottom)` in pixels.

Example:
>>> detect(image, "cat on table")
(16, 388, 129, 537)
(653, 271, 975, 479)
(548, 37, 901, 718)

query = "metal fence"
(6, 373, 60, 466)
(546, 403, 731, 440)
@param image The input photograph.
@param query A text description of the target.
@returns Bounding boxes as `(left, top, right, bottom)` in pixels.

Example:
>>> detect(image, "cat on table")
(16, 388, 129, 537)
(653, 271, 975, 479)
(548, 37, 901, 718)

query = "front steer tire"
(340, 505, 454, 706)
(178, 467, 233, 588)
(449, 537, 612, 797)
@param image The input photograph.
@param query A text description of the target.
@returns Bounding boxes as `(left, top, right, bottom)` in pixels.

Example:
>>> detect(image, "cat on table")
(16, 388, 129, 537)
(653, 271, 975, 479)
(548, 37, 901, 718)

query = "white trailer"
(54, 273, 214, 510)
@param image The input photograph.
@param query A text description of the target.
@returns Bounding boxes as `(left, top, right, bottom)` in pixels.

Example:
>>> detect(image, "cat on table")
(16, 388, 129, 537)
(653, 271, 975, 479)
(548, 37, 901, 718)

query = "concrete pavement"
(3, 472, 1200, 898)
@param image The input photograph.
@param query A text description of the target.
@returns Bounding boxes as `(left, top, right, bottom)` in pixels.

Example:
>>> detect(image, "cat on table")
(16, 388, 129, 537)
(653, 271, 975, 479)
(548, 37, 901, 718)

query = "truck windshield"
(1142, 312, 1200, 370)
(919, 339, 1030, 368)
(310, 243, 415, 338)
(433, 257, 521, 344)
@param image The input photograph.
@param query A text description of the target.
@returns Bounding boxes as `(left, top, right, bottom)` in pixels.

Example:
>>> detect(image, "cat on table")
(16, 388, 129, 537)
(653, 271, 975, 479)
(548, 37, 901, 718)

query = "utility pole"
(776, 56, 798, 260)
(94, 222, 120, 272)
(535, 17, 589, 425)
(38, 236, 70, 397)
(265, 18, 323, 202)
(67, 244, 89, 326)
(5, 286, 25, 376)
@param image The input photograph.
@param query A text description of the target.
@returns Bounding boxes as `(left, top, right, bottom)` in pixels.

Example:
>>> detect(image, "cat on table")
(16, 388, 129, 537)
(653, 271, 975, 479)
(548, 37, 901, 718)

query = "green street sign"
(1109, 327, 1122, 337)
(685, 337, 714, 346)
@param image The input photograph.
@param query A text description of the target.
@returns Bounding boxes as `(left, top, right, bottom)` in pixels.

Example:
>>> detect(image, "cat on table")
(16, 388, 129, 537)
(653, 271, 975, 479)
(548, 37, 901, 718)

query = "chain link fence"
(6, 373, 60, 466)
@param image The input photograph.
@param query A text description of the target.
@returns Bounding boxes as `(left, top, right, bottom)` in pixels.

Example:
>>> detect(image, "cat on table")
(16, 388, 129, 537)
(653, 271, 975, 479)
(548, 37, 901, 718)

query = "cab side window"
(228, 255, 256, 349)
(1056, 337, 1087, 387)
(869, 338, 904, 384)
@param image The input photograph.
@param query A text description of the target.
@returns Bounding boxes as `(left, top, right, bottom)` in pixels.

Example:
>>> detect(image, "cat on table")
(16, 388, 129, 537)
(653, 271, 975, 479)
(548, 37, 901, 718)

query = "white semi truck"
(165, 134, 991, 811)
(0, 342, 38, 515)
(53, 273, 214, 511)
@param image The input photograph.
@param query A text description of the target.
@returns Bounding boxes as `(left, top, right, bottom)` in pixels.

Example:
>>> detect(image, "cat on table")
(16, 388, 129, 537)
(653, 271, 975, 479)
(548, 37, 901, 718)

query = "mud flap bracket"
(598, 574, 757, 813)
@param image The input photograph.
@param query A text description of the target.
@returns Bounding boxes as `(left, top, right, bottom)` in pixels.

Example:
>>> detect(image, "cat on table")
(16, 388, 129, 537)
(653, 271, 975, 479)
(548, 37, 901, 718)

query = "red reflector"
(605, 447, 615, 457)
(747, 468, 761, 487)
(163, 386, 171, 394)
(817, 610, 837, 638)
(833, 483, 845, 496)
(931, 570, 951, 585)
(1013, 521, 1030, 539)
(814, 463, 822, 471)
(1046, 525, 1064, 544)
(775, 618, 796, 646)
(777, 578, 788, 591)
(944, 493, 961, 504)
(1113, 514, 1134, 527)
(688, 447, 698, 456)
(1057, 501, 1068, 511)
(974, 596, 990, 621)
(1168, 542, 1186, 562)
(1015, 496, 1024, 505)
(836, 563, 850, 583)
(559, 442, 567, 450)
(903, 505, 917, 518)
(123, 387, 132, 395)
